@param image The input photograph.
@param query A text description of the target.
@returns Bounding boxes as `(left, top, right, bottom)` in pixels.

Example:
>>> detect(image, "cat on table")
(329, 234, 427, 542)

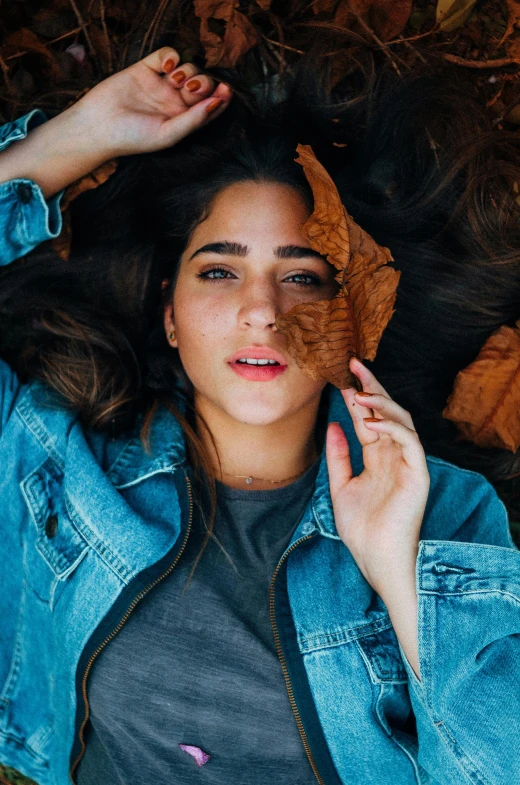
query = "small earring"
(168, 331, 175, 341)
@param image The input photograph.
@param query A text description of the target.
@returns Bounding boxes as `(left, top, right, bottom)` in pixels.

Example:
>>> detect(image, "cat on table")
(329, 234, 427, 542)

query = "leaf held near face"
(274, 144, 400, 390)
(442, 319, 520, 452)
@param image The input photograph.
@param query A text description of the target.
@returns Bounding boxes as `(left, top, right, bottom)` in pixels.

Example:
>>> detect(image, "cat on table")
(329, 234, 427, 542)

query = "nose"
(237, 278, 279, 331)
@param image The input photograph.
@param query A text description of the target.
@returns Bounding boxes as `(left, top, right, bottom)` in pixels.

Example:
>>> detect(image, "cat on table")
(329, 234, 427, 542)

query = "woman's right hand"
(73, 46, 233, 158)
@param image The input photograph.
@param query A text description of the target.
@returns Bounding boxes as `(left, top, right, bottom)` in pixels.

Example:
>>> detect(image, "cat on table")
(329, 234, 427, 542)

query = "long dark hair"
(1, 42, 520, 549)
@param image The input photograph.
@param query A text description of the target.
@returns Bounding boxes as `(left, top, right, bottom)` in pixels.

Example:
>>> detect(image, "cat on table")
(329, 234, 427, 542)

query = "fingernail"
(355, 392, 373, 397)
(364, 417, 382, 422)
(172, 70, 186, 84)
(163, 59, 175, 74)
(185, 79, 201, 92)
(206, 97, 223, 113)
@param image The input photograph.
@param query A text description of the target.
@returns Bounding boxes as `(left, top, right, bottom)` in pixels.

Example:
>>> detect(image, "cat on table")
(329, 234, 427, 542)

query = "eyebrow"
(188, 241, 327, 262)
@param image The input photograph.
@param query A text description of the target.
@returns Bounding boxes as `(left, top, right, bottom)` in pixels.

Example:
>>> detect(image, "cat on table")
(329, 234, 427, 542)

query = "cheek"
(172, 286, 233, 381)
(293, 372, 328, 401)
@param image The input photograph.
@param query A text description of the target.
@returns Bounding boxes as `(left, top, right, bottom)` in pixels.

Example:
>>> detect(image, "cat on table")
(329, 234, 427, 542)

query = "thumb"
(326, 421, 353, 499)
(159, 85, 232, 147)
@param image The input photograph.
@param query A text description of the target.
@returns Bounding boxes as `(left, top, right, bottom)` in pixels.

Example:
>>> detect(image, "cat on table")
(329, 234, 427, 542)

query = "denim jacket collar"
(105, 403, 187, 489)
(19, 380, 360, 540)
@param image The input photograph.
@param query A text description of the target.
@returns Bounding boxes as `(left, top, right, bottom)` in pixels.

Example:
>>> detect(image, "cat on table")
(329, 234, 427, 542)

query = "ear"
(163, 300, 178, 349)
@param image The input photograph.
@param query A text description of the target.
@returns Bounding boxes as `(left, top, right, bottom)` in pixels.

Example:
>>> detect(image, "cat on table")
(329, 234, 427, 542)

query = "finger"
(198, 82, 233, 121)
(349, 357, 391, 398)
(353, 392, 415, 430)
(363, 418, 427, 469)
(346, 357, 393, 442)
(168, 62, 198, 87)
(142, 46, 181, 75)
(326, 422, 353, 498)
(157, 84, 232, 145)
(180, 74, 219, 106)
(342, 387, 384, 446)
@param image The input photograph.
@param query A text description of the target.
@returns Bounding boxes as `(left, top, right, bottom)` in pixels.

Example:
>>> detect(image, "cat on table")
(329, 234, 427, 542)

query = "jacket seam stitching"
(14, 405, 65, 468)
(432, 720, 491, 785)
(418, 588, 520, 602)
(300, 615, 393, 649)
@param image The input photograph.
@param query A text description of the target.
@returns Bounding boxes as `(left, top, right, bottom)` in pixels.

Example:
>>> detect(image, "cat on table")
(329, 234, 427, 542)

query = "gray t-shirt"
(76, 458, 321, 784)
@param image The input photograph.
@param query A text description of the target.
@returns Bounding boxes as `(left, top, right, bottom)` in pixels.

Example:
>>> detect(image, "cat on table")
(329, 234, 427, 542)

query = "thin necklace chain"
(219, 456, 318, 485)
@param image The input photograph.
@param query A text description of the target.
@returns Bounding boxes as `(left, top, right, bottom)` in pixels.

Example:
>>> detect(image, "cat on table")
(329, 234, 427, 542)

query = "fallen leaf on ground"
(350, 0, 413, 41)
(442, 319, 520, 451)
(194, 0, 258, 66)
(0, 28, 64, 81)
(435, 0, 478, 32)
(274, 144, 400, 389)
(497, 0, 520, 49)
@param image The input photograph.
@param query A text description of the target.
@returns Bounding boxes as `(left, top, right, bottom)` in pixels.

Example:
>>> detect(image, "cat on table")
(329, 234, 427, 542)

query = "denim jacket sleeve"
(398, 483, 520, 785)
(0, 108, 65, 266)
(0, 110, 65, 432)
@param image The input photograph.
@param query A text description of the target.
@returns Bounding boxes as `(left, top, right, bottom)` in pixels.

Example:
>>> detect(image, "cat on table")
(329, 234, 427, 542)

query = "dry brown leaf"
(194, 0, 259, 67)
(505, 34, 520, 63)
(60, 159, 118, 212)
(497, 0, 520, 49)
(217, 10, 258, 67)
(51, 210, 73, 262)
(51, 159, 118, 261)
(350, 0, 413, 41)
(0, 28, 64, 81)
(442, 319, 520, 452)
(312, 0, 337, 15)
(274, 144, 400, 389)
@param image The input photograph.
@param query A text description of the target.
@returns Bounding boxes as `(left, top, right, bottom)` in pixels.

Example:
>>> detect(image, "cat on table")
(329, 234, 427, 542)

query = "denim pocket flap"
(22, 457, 88, 577)
(355, 618, 408, 683)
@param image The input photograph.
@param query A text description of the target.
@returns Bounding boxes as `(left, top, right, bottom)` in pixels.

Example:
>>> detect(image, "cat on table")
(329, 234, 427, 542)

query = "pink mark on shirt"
(179, 744, 211, 767)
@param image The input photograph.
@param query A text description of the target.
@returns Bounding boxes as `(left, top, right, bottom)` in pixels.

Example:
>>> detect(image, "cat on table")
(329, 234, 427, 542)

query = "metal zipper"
(269, 533, 326, 785)
(68, 474, 194, 783)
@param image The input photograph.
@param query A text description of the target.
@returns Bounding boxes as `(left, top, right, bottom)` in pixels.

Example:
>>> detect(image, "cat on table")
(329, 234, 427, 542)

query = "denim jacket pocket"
(355, 616, 425, 777)
(355, 615, 408, 684)
(21, 457, 89, 608)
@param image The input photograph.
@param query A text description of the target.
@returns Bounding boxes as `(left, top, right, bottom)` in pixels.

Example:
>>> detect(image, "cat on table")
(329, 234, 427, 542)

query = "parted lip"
(227, 346, 288, 365)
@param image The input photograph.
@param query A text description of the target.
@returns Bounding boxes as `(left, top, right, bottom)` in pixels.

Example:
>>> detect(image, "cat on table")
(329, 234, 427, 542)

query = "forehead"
(184, 181, 313, 252)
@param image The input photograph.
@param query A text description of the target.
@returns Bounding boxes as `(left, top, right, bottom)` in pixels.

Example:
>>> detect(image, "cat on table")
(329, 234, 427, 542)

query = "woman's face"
(164, 180, 339, 427)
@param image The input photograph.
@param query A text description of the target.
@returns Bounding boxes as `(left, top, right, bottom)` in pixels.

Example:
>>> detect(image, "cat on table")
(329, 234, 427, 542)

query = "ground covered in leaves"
(2, 0, 520, 123)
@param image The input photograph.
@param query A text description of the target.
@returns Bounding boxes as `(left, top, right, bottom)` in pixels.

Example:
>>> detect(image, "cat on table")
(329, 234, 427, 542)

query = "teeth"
(237, 358, 279, 365)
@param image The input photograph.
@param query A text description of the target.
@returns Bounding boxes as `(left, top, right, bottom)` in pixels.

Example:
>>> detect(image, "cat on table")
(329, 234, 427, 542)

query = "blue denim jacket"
(1, 111, 520, 785)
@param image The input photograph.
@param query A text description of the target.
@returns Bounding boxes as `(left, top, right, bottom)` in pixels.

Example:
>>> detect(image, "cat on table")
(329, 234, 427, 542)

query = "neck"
(193, 393, 324, 491)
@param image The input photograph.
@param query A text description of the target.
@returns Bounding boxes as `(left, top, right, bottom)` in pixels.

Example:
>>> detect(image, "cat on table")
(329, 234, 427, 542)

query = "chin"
(223, 401, 291, 426)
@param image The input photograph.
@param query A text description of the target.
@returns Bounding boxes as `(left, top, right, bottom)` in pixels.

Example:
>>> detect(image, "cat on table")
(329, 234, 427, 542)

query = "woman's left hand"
(326, 357, 430, 596)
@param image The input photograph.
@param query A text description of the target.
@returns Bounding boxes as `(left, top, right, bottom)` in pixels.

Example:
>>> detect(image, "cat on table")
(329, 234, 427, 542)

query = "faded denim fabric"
(0, 112, 519, 785)
(0, 109, 64, 263)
